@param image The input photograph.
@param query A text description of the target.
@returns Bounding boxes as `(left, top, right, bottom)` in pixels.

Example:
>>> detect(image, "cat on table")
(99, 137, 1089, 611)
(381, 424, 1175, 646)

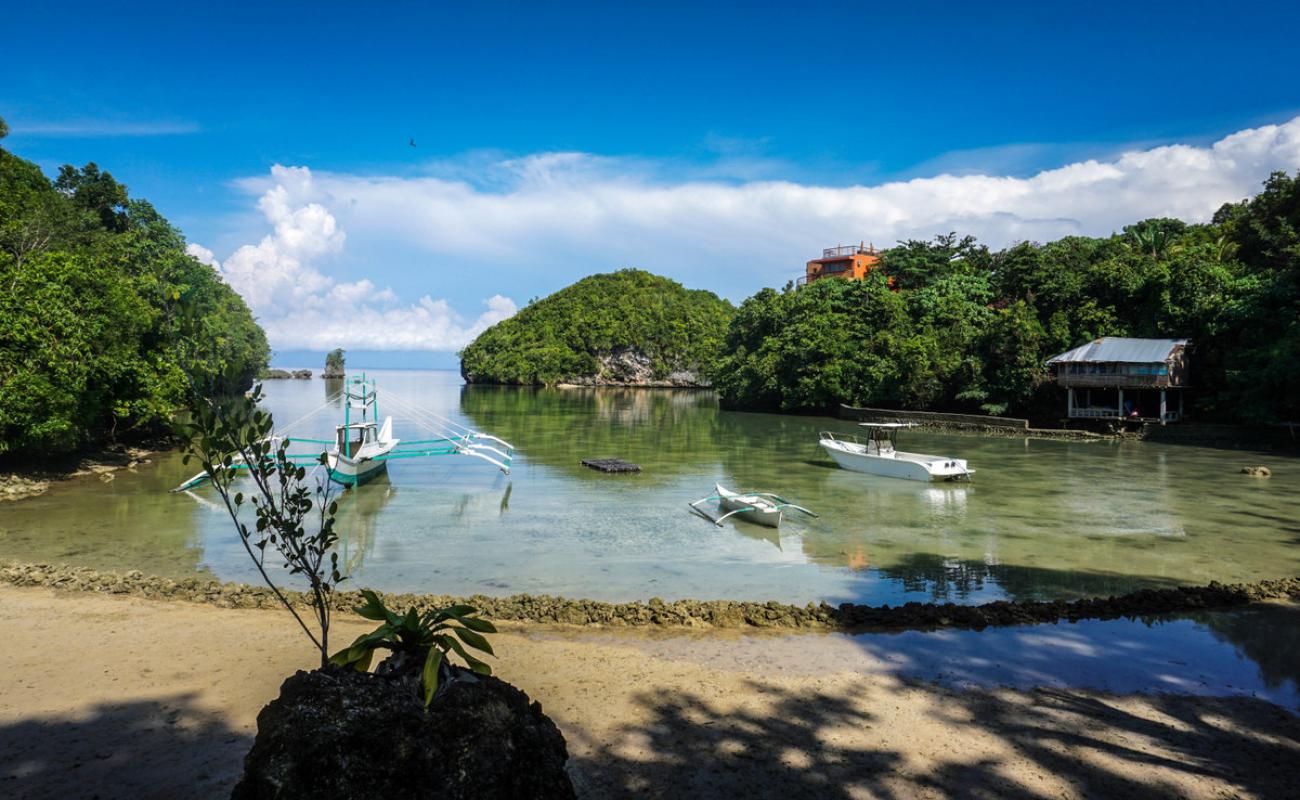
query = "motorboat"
(819, 423, 972, 482)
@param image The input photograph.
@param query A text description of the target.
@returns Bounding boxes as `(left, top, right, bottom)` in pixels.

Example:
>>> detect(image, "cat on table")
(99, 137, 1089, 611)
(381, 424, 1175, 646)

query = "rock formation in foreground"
(232, 665, 575, 799)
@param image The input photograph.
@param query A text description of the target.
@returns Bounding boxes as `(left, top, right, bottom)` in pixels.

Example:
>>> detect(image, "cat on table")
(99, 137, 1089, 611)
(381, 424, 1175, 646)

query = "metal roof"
(1047, 337, 1189, 364)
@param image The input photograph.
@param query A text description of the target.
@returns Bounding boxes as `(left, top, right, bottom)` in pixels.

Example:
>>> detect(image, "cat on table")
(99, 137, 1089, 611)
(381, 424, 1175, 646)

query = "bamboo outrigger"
(172, 374, 515, 493)
(689, 483, 818, 529)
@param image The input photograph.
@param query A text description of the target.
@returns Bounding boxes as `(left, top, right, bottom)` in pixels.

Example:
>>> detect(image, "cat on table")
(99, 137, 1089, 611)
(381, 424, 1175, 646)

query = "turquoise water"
(1, 369, 1298, 606)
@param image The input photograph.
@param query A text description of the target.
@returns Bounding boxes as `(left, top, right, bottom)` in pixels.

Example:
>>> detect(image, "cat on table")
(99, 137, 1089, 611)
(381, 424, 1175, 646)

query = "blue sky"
(5, 1, 1300, 365)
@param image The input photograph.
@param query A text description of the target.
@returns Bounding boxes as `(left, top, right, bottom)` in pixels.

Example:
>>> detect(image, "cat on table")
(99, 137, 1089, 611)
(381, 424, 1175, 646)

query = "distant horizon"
(269, 349, 461, 372)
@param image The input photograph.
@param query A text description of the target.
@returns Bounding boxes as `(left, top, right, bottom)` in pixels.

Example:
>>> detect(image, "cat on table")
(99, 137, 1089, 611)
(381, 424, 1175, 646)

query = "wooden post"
(1067, 387, 1074, 418)
(1179, 391, 1184, 420)
(1160, 389, 1167, 425)
(1118, 388, 1124, 419)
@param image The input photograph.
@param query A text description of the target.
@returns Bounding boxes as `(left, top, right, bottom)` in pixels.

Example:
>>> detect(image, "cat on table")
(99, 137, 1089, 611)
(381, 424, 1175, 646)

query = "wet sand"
(1, 585, 1297, 799)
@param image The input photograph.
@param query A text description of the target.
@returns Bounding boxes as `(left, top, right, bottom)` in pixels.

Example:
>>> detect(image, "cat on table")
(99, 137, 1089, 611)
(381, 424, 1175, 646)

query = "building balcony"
(1056, 374, 1177, 389)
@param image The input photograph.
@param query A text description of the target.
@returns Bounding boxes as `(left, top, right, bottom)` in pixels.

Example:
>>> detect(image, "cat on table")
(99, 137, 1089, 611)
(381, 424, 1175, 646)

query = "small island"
(459, 269, 733, 387)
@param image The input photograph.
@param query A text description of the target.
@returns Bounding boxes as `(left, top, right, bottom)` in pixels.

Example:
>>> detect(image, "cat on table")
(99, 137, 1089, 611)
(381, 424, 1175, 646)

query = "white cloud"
(14, 119, 200, 137)
(196, 165, 516, 352)
(185, 243, 219, 267)
(206, 116, 1300, 351)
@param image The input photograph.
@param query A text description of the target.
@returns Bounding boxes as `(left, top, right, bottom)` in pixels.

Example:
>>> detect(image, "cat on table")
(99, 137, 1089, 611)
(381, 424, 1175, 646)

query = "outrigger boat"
(689, 483, 818, 528)
(819, 423, 972, 482)
(173, 374, 515, 492)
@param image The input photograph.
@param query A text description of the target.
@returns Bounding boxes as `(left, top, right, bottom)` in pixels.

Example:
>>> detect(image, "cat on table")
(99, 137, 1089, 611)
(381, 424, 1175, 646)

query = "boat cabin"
(1046, 337, 1190, 425)
(336, 422, 378, 458)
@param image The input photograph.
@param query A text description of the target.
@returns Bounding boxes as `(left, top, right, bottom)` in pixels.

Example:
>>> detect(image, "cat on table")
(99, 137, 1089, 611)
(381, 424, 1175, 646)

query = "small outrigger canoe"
(689, 483, 818, 529)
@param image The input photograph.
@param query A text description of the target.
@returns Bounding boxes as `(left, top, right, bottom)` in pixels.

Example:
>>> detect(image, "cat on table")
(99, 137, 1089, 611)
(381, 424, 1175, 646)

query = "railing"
(1069, 407, 1121, 418)
(1068, 408, 1183, 422)
(822, 244, 879, 258)
(1057, 374, 1173, 388)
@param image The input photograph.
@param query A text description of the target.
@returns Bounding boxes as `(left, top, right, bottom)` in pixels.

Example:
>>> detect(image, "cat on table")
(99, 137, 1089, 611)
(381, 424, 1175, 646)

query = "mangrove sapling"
(181, 386, 345, 668)
(331, 589, 497, 706)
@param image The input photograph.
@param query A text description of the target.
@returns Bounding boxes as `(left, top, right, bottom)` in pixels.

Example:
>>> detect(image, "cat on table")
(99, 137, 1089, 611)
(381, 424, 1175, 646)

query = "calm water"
(2, 369, 1298, 606)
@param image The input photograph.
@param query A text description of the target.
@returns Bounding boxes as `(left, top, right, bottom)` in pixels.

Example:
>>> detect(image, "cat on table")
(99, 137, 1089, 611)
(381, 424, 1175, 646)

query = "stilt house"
(1046, 337, 1190, 425)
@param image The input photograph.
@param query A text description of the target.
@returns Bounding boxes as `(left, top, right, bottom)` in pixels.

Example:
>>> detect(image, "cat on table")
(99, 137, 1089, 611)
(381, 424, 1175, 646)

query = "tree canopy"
(714, 171, 1300, 423)
(459, 269, 733, 385)
(0, 118, 268, 458)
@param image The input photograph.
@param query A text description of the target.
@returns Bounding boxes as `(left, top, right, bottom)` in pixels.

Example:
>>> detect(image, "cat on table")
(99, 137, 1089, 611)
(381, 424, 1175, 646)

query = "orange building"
(802, 243, 882, 286)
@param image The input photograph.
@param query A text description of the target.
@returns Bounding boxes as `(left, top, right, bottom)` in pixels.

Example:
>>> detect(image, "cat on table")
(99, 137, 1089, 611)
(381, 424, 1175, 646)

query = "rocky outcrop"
(5, 560, 1300, 633)
(0, 474, 50, 501)
(260, 369, 313, 380)
(231, 666, 574, 800)
(554, 347, 708, 388)
(1, 446, 156, 501)
(1241, 465, 1271, 477)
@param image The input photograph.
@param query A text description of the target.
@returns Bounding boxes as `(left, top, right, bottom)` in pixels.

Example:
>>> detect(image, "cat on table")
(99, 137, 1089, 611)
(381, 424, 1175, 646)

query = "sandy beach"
(2, 585, 1297, 799)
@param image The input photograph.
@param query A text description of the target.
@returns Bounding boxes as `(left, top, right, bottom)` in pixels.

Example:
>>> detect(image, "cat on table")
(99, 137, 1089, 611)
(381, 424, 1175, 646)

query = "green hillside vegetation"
(459, 270, 734, 385)
(715, 171, 1300, 423)
(0, 118, 268, 459)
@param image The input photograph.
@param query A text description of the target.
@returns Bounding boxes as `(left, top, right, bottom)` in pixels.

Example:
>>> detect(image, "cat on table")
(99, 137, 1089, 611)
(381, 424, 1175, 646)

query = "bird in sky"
(409, 138, 417, 148)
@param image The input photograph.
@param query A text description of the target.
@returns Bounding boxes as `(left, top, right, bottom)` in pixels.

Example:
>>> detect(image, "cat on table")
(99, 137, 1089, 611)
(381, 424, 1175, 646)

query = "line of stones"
(3, 560, 1297, 631)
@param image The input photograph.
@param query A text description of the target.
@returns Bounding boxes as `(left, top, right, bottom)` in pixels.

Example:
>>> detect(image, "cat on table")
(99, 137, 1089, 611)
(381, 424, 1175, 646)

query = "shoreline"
(4, 559, 1298, 632)
(3, 582, 1298, 799)
(0, 443, 166, 502)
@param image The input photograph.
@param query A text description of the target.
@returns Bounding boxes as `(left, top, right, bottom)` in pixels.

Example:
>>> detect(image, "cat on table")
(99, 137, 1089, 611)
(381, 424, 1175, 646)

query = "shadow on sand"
(0, 692, 250, 800)
(568, 678, 1300, 799)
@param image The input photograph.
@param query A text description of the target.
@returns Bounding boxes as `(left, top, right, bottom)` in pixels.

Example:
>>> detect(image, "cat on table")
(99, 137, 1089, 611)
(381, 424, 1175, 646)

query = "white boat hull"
(327, 453, 390, 486)
(716, 484, 783, 528)
(819, 439, 970, 482)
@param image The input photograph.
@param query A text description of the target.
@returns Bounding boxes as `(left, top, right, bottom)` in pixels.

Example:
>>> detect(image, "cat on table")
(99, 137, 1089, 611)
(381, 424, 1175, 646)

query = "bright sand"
(1, 584, 1297, 799)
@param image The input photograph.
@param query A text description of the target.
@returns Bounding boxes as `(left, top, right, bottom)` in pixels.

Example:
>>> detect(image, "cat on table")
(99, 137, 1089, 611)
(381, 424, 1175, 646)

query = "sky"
(4, 1, 1300, 366)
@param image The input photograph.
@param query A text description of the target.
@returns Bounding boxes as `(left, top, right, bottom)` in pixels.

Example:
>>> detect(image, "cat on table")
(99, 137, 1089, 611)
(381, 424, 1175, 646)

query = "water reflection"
(2, 371, 1298, 605)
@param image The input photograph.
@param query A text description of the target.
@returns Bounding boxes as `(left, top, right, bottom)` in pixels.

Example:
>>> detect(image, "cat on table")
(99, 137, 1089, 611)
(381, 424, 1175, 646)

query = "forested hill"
(459, 270, 734, 386)
(715, 171, 1300, 424)
(0, 117, 268, 460)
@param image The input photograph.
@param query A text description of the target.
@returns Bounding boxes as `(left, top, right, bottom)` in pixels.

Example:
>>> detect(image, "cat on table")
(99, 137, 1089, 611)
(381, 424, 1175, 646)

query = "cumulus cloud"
(195, 165, 516, 351)
(205, 116, 1300, 350)
(185, 243, 219, 267)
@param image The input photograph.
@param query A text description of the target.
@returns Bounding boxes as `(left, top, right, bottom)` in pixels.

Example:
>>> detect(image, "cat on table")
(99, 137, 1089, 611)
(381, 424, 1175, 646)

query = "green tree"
(459, 269, 733, 386)
(0, 138, 268, 459)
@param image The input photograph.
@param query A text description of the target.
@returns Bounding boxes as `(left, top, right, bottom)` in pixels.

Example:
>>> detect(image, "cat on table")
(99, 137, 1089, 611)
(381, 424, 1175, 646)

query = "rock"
(1241, 465, 1271, 477)
(260, 368, 292, 379)
(232, 666, 574, 800)
(291, 369, 312, 379)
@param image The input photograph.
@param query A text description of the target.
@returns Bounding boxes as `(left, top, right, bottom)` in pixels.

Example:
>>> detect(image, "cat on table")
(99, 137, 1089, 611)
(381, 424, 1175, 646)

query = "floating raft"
(581, 458, 641, 473)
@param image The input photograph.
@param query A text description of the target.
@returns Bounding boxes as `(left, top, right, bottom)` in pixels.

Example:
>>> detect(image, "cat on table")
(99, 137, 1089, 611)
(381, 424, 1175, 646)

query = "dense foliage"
(459, 269, 733, 385)
(0, 120, 267, 458)
(715, 172, 1300, 423)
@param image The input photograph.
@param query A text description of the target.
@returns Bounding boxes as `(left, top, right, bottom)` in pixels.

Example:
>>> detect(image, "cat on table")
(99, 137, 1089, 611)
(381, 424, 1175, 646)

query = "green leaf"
(422, 647, 444, 707)
(458, 616, 498, 634)
(353, 589, 391, 621)
(451, 625, 495, 655)
(442, 634, 493, 675)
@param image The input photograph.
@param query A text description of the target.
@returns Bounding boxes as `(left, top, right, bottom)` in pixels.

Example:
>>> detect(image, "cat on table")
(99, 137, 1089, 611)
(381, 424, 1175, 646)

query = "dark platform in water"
(581, 458, 641, 473)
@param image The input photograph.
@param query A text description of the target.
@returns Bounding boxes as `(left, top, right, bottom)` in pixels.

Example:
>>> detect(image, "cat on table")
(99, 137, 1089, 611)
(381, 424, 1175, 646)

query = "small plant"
(331, 589, 497, 706)
(181, 385, 344, 668)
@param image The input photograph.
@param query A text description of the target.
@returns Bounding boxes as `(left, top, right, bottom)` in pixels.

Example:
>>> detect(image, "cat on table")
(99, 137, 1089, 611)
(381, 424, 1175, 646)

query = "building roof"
(1046, 337, 1189, 364)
